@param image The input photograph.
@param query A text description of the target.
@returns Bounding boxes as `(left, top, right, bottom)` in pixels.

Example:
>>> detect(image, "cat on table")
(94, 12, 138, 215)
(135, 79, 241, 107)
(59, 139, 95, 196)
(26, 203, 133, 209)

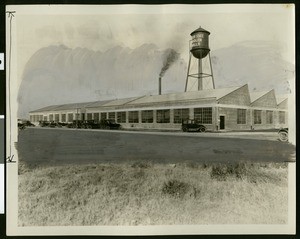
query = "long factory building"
(29, 84, 288, 131)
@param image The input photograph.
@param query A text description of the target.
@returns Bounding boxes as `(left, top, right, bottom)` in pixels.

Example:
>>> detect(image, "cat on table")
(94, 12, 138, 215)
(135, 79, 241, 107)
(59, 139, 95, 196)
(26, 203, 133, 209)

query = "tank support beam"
(198, 58, 202, 91)
(185, 53, 192, 92)
(208, 52, 215, 89)
(186, 51, 214, 91)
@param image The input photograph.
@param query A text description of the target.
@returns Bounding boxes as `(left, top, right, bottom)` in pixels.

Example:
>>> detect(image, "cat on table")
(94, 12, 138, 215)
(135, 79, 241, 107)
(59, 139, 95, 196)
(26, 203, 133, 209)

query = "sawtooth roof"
(275, 94, 289, 105)
(126, 86, 240, 105)
(30, 101, 100, 113)
(30, 85, 245, 113)
(249, 91, 270, 103)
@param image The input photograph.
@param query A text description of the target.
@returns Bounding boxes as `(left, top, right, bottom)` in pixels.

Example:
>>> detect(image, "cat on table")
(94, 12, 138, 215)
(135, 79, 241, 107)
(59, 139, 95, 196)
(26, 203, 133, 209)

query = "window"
(108, 112, 115, 120)
(30, 115, 33, 122)
(61, 114, 66, 122)
(157, 109, 170, 123)
(43, 116, 48, 121)
(237, 109, 246, 124)
(49, 114, 54, 121)
(75, 113, 80, 120)
(266, 111, 273, 124)
(87, 113, 93, 121)
(142, 110, 153, 123)
(129, 111, 139, 123)
(194, 107, 212, 124)
(174, 109, 189, 124)
(55, 114, 59, 122)
(117, 112, 126, 123)
(68, 113, 73, 122)
(93, 113, 99, 122)
(279, 111, 285, 124)
(254, 110, 262, 124)
(101, 113, 107, 120)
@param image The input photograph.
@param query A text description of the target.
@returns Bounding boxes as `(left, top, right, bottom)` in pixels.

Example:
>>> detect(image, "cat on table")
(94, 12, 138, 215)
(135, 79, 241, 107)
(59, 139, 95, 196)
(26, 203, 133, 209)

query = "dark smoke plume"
(159, 49, 180, 77)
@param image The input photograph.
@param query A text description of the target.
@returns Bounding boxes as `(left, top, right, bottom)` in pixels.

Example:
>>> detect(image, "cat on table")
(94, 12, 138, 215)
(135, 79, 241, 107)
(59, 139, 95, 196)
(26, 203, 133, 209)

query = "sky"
(8, 4, 294, 87)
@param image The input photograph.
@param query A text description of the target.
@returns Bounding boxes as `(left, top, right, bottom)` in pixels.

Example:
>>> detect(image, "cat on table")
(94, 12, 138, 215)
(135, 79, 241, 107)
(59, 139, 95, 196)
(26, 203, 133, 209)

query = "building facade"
(29, 84, 288, 131)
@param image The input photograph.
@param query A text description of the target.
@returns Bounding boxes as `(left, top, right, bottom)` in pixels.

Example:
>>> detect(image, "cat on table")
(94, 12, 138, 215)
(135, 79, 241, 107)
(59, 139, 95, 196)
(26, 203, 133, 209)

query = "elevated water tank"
(190, 26, 210, 59)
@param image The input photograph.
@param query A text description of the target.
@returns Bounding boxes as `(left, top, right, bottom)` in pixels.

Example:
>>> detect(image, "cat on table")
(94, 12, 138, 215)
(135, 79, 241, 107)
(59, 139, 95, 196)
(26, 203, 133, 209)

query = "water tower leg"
(208, 52, 215, 89)
(198, 58, 202, 91)
(185, 53, 192, 92)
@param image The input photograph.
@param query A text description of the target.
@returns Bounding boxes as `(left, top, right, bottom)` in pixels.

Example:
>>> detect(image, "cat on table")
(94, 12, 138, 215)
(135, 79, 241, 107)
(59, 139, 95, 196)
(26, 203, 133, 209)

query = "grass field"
(18, 161, 288, 226)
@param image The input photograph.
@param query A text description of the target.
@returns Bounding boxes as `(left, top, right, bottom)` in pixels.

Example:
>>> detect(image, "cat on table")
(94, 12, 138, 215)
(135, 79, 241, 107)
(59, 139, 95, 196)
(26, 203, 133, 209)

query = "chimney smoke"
(159, 49, 180, 78)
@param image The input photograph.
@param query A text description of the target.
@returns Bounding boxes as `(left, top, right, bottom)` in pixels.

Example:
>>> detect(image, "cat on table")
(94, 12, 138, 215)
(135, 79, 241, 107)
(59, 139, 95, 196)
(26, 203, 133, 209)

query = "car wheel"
(182, 127, 188, 132)
(278, 131, 288, 142)
(199, 127, 205, 132)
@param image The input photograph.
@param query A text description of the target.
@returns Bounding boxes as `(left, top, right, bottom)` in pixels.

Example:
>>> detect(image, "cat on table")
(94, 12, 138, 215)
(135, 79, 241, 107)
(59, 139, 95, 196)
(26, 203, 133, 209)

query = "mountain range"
(18, 41, 294, 118)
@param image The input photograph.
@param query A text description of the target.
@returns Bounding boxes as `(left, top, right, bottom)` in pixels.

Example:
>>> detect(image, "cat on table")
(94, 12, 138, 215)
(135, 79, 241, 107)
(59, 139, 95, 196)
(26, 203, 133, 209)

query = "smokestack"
(159, 77, 162, 95)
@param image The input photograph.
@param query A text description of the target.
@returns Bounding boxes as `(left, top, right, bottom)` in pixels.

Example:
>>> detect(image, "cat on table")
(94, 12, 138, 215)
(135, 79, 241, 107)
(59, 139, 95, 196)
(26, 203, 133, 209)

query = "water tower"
(184, 26, 215, 91)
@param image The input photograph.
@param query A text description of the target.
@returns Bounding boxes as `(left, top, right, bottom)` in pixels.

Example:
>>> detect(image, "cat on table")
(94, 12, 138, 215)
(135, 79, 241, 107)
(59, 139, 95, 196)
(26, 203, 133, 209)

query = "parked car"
(278, 128, 288, 142)
(99, 119, 121, 130)
(82, 120, 101, 129)
(18, 120, 35, 130)
(182, 119, 206, 132)
(39, 121, 50, 127)
(67, 120, 83, 128)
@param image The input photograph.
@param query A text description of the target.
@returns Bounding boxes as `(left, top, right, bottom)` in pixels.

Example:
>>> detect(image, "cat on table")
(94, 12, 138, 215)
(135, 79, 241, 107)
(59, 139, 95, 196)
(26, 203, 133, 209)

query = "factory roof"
(275, 94, 289, 105)
(126, 86, 241, 106)
(102, 97, 142, 107)
(30, 86, 245, 113)
(249, 91, 270, 103)
(30, 101, 98, 113)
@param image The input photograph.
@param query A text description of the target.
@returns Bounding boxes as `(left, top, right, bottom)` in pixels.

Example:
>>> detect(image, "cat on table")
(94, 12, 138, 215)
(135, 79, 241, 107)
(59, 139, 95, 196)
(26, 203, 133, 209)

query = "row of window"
(30, 108, 212, 124)
(237, 109, 285, 125)
(30, 108, 286, 125)
(253, 110, 285, 125)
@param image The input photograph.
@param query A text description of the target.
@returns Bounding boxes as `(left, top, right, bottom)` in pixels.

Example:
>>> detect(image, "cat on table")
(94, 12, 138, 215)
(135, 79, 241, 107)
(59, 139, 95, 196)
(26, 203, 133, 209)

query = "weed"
(210, 162, 248, 181)
(18, 162, 288, 226)
(28, 179, 46, 192)
(185, 161, 200, 169)
(162, 179, 189, 198)
(131, 161, 152, 169)
(132, 170, 145, 179)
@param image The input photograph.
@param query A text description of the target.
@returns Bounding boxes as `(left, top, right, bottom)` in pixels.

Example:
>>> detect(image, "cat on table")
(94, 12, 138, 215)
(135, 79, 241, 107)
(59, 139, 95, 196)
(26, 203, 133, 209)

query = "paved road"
(17, 127, 295, 166)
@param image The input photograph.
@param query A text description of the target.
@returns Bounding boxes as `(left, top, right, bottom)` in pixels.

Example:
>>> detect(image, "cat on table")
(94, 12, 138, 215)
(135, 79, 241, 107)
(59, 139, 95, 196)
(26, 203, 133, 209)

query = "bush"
(162, 180, 189, 198)
(131, 161, 152, 169)
(210, 163, 248, 181)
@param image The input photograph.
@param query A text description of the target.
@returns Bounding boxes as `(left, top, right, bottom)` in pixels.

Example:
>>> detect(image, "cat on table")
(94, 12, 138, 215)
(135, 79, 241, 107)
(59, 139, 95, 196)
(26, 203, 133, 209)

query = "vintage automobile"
(18, 119, 35, 130)
(67, 120, 84, 128)
(99, 119, 121, 130)
(39, 121, 61, 128)
(278, 128, 288, 142)
(182, 119, 206, 132)
(81, 120, 101, 129)
(67, 120, 103, 129)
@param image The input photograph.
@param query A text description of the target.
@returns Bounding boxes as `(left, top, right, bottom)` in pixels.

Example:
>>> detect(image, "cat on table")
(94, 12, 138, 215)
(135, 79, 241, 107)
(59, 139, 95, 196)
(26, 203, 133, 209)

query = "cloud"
(64, 23, 75, 40)
(77, 21, 100, 39)
(35, 25, 62, 41)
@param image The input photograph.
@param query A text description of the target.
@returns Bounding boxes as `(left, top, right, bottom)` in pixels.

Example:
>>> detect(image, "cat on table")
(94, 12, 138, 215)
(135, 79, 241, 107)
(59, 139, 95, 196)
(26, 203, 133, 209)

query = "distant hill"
(18, 41, 294, 118)
(212, 41, 294, 93)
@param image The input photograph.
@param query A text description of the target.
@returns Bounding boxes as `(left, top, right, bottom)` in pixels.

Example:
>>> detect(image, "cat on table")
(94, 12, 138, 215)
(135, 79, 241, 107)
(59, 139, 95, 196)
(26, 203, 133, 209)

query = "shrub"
(210, 163, 248, 181)
(162, 180, 189, 198)
(131, 161, 152, 169)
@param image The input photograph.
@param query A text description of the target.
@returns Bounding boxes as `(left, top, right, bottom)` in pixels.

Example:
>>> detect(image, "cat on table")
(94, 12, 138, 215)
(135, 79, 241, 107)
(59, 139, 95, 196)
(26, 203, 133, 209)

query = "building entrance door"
(220, 116, 225, 130)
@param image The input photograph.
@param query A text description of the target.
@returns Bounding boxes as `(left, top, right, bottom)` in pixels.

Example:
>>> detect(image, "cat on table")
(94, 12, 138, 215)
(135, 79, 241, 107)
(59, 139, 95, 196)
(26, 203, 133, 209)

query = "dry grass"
(18, 161, 288, 226)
